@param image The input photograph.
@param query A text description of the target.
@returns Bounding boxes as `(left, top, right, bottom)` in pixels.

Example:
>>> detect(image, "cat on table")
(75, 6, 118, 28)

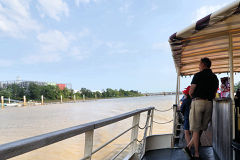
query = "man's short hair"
(201, 57, 211, 68)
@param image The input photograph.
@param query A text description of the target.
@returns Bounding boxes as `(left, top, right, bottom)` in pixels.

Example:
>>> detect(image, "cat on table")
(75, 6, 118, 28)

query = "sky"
(0, 0, 238, 93)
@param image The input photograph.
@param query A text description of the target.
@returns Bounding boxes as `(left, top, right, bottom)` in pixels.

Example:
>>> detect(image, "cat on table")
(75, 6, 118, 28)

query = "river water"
(0, 95, 175, 160)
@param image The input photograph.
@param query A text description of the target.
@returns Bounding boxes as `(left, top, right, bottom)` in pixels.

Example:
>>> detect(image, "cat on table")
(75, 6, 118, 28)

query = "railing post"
(1, 96, 4, 109)
(74, 94, 76, 102)
(60, 95, 63, 103)
(41, 95, 44, 105)
(131, 113, 140, 155)
(23, 96, 26, 106)
(149, 109, 154, 136)
(172, 104, 177, 147)
(84, 130, 94, 160)
(140, 110, 151, 159)
(83, 94, 85, 101)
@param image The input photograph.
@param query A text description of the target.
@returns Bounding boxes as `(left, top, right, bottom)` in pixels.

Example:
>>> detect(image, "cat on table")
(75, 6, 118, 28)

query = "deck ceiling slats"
(172, 14, 240, 75)
(169, 1, 240, 76)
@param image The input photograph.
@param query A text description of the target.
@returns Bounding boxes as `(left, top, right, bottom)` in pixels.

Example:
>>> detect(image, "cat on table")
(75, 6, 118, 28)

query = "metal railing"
(0, 105, 175, 160)
(0, 107, 155, 160)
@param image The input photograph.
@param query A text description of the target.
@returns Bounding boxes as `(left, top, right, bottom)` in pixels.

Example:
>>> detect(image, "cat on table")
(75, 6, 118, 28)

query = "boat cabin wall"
(212, 98, 232, 160)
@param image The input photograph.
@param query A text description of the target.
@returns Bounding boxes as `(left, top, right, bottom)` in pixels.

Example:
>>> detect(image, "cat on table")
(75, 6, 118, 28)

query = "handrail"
(80, 125, 137, 160)
(0, 106, 154, 160)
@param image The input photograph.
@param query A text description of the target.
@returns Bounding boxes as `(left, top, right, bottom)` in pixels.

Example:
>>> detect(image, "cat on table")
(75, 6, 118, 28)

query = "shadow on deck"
(142, 147, 219, 160)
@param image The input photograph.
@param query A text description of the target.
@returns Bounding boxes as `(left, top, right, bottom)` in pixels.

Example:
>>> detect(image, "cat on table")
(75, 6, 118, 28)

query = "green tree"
(27, 83, 42, 100)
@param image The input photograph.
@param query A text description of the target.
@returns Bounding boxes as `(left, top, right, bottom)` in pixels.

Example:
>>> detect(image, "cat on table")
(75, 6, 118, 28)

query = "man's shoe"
(182, 147, 193, 159)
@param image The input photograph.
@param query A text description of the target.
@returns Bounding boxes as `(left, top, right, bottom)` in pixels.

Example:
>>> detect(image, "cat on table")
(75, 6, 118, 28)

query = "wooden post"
(8, 97, 10, 104)
(149, 109, 154, 136)
(83, 94, 85, 101)
(60, 95, 63, 103)
(23, 96, 26, 106)
(130, 113, 140, 155)
(84, 130, 94, 160)
(228, 33, 235, 140)
(1, 96, 4, 109)
(74, 94, 76, 102)
(41, 95, 44, 105)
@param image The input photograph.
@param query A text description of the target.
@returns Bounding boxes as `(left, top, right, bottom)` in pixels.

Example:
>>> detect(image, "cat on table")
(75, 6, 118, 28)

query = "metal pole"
(178, 72, 180, 105)
(23, 96, 26, 106)
(175, 68, 180, 105)
(41, 95, 44, 105)
(60, 95, 63, 103)
(130, 114, 140, 155)
(83, 94, 85, 102)
(1, 96, 4, 109)
(84, 130, 94, 160)
(74, 94, 76, 102)
(228, 33, 235, 140)
(149, 109, 154, 136)
(172, 104, 177, 147)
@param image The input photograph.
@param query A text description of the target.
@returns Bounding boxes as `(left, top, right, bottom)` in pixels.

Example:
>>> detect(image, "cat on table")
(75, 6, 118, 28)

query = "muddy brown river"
(0, 95, 175, 160)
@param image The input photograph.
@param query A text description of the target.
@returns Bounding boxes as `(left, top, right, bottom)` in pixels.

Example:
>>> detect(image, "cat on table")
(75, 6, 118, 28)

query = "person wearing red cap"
(180, 86, 192, 145)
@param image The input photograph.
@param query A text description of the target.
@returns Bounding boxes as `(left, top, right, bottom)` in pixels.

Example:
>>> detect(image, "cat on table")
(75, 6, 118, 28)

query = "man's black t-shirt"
(191, 69, 219, 100)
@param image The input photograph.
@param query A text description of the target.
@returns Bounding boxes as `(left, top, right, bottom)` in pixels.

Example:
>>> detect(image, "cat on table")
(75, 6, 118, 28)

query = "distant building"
(56, 84, 66, 90)
(0, 80, 72, 89)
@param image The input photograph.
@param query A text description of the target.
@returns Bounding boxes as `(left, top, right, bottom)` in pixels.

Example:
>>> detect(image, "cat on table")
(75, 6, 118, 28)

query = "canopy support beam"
(228, 33, 235, 140)
(175, 68, 180, 105)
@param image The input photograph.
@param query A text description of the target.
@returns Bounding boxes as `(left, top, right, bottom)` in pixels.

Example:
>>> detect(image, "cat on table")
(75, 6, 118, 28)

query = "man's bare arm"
(189, 84, 196, 98)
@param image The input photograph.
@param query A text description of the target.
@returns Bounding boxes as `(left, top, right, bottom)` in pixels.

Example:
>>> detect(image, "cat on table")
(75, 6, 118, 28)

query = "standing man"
(183, 57, 219, 159)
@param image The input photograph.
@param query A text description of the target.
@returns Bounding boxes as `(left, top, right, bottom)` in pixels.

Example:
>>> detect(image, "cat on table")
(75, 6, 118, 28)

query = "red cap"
(183, 86, 191, 95)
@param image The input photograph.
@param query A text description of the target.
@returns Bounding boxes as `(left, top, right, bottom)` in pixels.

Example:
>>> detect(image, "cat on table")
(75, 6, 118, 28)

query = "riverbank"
(1, 95, 145, 108)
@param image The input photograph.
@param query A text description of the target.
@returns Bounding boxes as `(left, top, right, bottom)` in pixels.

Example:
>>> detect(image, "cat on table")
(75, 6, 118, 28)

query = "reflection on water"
(0, 95, 175, 160)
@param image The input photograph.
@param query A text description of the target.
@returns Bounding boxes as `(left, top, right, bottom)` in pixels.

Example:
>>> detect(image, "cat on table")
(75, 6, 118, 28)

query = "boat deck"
(142, 112, 217, 160)
(142, 146, 220, 160)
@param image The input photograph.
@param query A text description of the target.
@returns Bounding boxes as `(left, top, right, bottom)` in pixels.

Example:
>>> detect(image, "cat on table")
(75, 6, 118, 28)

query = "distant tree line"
(0, 83, 142, 101)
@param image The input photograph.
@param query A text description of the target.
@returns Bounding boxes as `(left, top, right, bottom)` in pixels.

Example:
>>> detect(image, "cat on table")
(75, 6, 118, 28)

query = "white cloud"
(0, 0, 40, 38)
(78, 28, 90, 37)
(75, 0, 102, 6)
(22, 53, 61, 64)
(75, 0, 90, 6)
(23, 29, 133, 64)
(23, 30, 72, 64)
(0, 59, 13, 67)
(37, 30, 70, 52)
(105, 41, 137, 55)
(152, 42, 170, 52)
(119, 1, 132, 13)
(192, 3, 227, 22)
(37, 0, 69, 21)
(23, 29, 91, 64)
(105, 41, 124, 49)
(151, 4, 158, 11)
(69, 47, 89, 60)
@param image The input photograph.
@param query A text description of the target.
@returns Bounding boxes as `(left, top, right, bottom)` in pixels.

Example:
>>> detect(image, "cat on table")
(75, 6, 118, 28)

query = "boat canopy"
(169, 1, 240, 76)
